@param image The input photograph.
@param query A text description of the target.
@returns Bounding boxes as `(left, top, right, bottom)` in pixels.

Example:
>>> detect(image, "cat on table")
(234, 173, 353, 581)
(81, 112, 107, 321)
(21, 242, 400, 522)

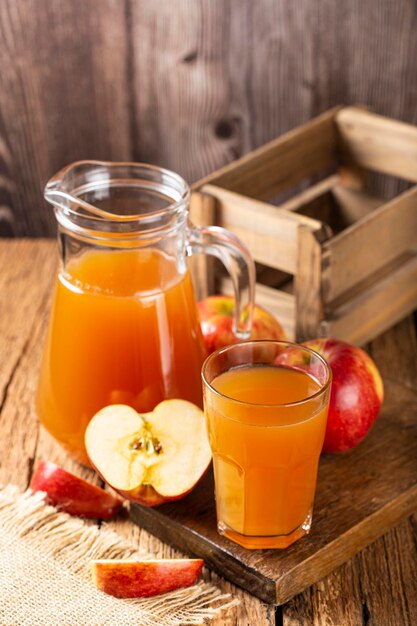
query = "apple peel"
(303, 338, 384, 453)
(30, 460, 123, 519)
(198, 295, 286, 355)
(90, 558, 204, 598)
(85, 400, 212, 506)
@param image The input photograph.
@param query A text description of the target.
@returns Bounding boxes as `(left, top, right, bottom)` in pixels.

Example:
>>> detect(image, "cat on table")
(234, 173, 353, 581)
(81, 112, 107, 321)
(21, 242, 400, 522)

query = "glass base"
(217, 510, 312, 549)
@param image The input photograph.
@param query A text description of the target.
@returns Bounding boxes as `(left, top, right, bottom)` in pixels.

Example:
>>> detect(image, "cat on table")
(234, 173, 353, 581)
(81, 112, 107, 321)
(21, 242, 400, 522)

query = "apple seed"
(129, 434, 163, 456)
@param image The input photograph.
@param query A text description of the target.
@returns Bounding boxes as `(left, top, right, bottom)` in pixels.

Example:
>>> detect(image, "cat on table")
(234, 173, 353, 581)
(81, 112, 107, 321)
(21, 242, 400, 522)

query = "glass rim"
(201, 339, 332, 409)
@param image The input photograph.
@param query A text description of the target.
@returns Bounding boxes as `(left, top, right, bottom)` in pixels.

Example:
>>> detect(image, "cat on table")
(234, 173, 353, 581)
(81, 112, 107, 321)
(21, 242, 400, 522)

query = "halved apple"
(85, 400, 212, 506)
(91, 558, 204, 598)
(30, 460, 123, 519)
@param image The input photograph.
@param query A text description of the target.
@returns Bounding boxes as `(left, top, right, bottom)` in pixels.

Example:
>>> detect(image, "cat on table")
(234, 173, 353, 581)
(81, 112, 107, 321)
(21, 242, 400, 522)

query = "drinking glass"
(202, 340, 332, 549)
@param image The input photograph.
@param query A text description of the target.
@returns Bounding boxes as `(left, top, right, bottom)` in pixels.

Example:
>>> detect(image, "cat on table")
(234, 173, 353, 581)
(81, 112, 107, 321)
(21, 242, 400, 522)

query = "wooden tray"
(131, 378, 417, 605)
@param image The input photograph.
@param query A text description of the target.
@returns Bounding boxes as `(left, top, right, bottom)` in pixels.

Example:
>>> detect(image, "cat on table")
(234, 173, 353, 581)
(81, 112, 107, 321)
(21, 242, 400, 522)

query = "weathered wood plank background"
(0, 4, 416, 624)
(0, 0, 416, 237)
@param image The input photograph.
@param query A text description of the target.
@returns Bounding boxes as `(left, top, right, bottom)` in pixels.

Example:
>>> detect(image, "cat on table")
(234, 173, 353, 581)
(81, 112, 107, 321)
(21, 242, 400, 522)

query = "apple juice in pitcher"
(37, 161, 254, 464)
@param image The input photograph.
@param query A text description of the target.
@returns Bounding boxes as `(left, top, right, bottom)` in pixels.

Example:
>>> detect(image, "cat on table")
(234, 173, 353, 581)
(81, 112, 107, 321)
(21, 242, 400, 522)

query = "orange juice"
(205, 364, 329, 549)
(37, 248, 206, 464)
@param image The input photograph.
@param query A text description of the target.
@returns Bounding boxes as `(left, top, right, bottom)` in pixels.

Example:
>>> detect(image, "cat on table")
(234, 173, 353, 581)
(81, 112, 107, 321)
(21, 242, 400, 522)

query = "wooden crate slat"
(193, 107, 340, 201)
(189, 191, 218, 299)
(201, 184, 328, 274)
(255, 284, 296, 340)
(322, 253, 417, 345)
(274, 174, 340, 213)
(331, 184, 385, 223)
(336, 107, 417, 182)
(295, 226, 323, 341)
(322, 185, 417, 303)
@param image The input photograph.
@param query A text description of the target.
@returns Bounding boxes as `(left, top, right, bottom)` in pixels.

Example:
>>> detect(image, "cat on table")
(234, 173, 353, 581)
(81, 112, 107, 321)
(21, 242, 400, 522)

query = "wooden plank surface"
(1, 1, 417, 236)
(0, 0, 132, 237)
(1, 239, 417, 624)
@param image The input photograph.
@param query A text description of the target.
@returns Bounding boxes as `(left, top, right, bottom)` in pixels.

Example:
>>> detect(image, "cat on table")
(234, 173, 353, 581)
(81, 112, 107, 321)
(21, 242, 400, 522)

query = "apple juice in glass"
(202, 341, 332, 549)
(36, 161, 255, 465)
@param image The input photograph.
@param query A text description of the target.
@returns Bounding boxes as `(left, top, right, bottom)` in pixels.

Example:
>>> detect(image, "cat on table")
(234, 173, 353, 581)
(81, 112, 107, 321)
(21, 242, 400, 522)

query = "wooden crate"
(189, 106, 417, 345)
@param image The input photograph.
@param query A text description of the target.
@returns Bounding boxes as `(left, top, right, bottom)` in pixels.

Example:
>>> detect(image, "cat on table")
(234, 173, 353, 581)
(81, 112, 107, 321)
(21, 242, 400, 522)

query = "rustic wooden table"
(1, 238, 416, 626)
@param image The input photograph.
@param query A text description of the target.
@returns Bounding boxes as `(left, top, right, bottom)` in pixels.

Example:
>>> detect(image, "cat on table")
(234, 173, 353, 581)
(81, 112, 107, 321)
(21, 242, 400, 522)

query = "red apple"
(198, 295, 286, 354)
(303, 338, 384, 453)
(90, 558, 204, 598)
(30, 460, 123, 519)
(85, 400, 212, 506)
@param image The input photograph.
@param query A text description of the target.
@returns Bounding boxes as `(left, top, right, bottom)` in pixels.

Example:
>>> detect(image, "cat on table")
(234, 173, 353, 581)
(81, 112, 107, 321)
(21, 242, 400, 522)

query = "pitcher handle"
(187, 223, 256, 339)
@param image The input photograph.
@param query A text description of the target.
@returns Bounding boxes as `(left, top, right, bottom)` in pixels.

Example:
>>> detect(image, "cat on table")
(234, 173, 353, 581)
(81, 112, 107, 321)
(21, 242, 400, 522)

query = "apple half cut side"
(30, 460, 123, 519)
(85, 400, 212, 507)
(91, 558, 204, 598)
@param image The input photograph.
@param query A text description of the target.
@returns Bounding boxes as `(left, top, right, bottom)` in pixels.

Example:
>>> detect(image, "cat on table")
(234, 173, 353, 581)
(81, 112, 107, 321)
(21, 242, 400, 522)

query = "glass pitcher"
(36, 161, 255, 464)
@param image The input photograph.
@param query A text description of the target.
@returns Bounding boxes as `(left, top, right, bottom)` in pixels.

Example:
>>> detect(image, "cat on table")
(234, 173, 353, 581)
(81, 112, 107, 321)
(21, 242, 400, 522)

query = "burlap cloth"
(0, 485, 236, 625)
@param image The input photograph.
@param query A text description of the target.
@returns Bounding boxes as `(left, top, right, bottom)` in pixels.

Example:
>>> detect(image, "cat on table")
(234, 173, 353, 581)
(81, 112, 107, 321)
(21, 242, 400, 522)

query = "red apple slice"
(85, 400, 212, 506)
(91, 558, 204, 598)
(30, 460, 123, 519)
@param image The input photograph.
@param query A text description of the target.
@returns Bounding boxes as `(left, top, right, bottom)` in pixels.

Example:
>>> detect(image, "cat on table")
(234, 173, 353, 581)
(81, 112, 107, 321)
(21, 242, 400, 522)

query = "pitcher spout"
(44, 161, 119, 220)
(44, 160, 190, 224)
